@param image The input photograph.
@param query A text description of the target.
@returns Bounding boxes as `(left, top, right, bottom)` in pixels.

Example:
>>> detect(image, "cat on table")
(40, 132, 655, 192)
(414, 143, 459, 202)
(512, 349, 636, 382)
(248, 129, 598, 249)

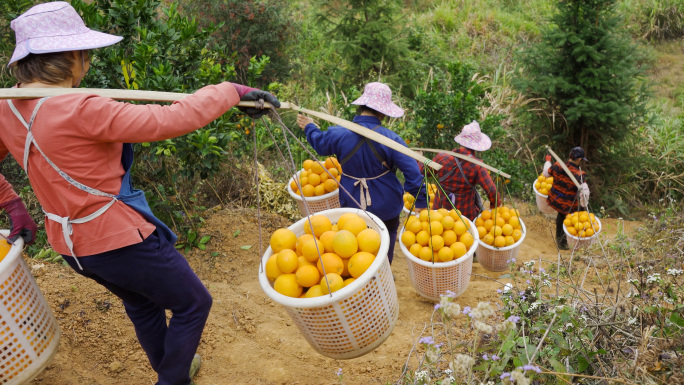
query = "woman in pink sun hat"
(0, 2, 280, 384)
(420, 120, 501, 221)
(296, 82, 428, 266)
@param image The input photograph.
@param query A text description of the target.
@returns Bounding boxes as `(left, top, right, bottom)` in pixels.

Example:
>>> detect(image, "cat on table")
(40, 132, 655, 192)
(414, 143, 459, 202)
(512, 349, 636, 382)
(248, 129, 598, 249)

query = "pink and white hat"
(454, 121, 491, 152)
(351, 82, 404, 118)
(8, 1, 122, 67)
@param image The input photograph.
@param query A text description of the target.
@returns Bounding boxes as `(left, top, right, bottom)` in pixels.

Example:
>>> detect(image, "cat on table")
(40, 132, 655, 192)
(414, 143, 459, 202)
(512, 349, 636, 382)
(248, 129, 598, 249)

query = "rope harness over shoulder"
(339, 125, 395, 210)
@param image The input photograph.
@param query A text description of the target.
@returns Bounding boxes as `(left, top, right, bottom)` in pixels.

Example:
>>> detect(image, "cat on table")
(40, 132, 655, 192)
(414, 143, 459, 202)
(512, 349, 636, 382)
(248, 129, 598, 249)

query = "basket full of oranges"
(562, 211, 602, 250)
(474, 206, 526, 272)
(258, 208, 397, 360)
(288, 158, 342, 216)
(398, 208, 478, 301)
(533, 175, 556, 214)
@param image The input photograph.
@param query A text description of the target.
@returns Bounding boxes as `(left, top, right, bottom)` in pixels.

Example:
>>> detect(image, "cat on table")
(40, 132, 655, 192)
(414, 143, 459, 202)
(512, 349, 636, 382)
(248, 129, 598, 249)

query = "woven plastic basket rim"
(532, 183, 548, 199)
(287, 169, 340, 203)
(563, 216, 602, 241)
(259, 208, 390, 308)
(476, 216, 528, 252)
(402, 206, 418, 216)
(0, 229, 24, 273)
(399, 216, 479, 268)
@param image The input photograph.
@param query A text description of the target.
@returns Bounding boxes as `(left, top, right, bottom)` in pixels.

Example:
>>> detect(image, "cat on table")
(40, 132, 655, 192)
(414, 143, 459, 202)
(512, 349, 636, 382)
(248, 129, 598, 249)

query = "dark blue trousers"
(384, 215, 400, 264)
(64, 231, 212, 385)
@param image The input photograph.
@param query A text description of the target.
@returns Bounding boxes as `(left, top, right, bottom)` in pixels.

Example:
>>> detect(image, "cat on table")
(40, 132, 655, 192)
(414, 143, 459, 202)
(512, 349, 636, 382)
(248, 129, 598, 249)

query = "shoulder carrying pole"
(411, 147, 510, 179)
(545, 145, 581, 188)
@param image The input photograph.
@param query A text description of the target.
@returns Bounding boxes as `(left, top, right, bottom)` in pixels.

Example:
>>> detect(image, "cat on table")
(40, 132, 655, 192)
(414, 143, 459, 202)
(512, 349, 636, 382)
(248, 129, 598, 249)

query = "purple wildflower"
(434, 303, 441, 310)
(497, 289, 503, 294)
(526, 280, 531, 284)
(463, 306, 471, 315)
(335, 368, 343, 376)
(445, 290, 456, 298)
(540, 268, 546, 273)
(523, 364, 542, 373)
(507, 315, 521, 323)
(500, 372, 511, 379)
(492, 354, 500, 361)
(419, 336, 434, 345)
(482, 353, 489, 360)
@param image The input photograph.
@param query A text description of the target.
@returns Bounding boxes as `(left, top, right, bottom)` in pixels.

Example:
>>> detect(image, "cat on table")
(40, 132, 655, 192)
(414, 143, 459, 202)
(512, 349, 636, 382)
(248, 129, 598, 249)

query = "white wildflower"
(474, 320, 494, 334)
(667, 268, 683, 277)
(477, 302, 495, 318)
(663, 297, 674, 305)
(627, 317, 637, 325)
(647, 273, 661, 284)
(414, 370, 428, 381)
(526, 301, 541, 313)
(524, 260, 535, 270)
(510, 370, 531, 385)
(563, 322, 573, 330)
(446, 303, 462, 318)
(542, 279, 551, 287)
(444, 375, 455, 384)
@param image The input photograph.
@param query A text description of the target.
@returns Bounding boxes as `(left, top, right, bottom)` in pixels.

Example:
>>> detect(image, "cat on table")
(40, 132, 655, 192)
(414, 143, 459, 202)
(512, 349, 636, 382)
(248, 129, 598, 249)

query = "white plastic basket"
(476, 218, 527, 272)
(287, 170, 341, 216)
(0, 230, 60, 384)
(259, 208, 397, 360)
(563, 216, 602, 250)
(533, 183, 556, 215)
(399, 217, 478, 302)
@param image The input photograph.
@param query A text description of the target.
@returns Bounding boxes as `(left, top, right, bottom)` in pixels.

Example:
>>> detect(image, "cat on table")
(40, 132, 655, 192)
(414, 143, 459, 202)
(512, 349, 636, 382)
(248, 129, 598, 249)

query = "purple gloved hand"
(0, 197, 37, 244)
(231, 83, 281, 118)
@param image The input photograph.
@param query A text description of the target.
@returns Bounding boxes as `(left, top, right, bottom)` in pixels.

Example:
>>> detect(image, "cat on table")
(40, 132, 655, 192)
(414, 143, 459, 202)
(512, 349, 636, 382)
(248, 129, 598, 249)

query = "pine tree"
(516, 0, 649, 156)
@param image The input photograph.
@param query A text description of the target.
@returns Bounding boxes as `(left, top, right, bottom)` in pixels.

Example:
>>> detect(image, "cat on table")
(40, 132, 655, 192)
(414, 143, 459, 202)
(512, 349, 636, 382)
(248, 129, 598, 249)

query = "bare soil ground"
(27, 202, 641, 385)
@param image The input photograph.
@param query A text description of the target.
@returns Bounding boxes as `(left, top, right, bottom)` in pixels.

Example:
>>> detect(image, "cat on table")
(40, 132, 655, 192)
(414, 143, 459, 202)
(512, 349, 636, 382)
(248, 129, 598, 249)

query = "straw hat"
(454, 121, 491, 152)
(8, 1, 122, 67)
(351, 82, 404, 118)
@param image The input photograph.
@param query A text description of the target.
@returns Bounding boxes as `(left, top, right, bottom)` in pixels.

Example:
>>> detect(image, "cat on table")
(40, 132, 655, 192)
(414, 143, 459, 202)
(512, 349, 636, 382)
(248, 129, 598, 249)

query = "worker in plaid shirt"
(420, 121, 501, 220)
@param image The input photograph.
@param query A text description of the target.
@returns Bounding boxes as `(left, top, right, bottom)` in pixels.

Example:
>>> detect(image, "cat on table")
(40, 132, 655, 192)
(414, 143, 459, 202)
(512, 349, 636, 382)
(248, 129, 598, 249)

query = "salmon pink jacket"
(0, 82, 240, 256)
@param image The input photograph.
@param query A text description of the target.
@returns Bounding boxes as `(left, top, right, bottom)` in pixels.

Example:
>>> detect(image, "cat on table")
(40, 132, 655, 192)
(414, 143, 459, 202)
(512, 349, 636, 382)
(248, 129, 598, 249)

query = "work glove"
(231, 83, 281, 119)
(542, 154, 552, 177)
(0, 197, 37, 245)
(579, 182, 590, 208)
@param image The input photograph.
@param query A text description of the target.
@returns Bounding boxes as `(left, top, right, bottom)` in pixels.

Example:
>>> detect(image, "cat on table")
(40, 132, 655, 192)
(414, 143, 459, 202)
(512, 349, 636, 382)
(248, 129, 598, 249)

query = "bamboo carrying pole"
(545, 145, 581, 188)
(0, 88, 441, 170)
(410, 147, 511, 179)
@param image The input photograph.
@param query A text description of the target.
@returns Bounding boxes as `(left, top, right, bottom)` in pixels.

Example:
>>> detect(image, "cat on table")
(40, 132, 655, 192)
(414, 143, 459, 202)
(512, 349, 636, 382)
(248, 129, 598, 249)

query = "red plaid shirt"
(547, 161, 586, 215)
(420, 148, 501, 220)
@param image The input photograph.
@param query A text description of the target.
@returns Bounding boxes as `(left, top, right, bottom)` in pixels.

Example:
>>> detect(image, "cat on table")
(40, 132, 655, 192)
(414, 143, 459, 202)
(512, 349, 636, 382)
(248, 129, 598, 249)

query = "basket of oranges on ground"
(533, 174, 556, 214)
(562, 210, 602, 250)
(287, 157, 342, 216)
(259, 208, 398, 359)
(402, 183, 437, 215)
(398, 208, 478, 301)
(475, 206, 527, 272)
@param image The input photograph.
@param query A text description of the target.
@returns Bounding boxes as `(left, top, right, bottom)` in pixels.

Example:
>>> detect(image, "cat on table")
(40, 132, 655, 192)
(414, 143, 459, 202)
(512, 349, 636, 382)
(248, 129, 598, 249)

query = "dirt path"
(28, 203, 641, 385)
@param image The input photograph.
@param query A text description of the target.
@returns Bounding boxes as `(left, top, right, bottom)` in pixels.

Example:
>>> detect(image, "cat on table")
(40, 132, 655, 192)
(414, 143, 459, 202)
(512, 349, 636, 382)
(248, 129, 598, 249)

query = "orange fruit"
(332, 230, 358, 258)
(494, 236, 506, 248)
(475, 217, 484, 227)
(303, 215, 333, 238)
(342, 215, 368, 237)
(567, 226, 578, 236)
(337, 213, 360, 231)
(276, 249, 299, 273)
(319, 273, 344, 293)
(319, 172, 329, 183)
(482, 233, 494, 246)
(324, 157, 336, 169)
(442, 230, 457, 246)
(316, 253, 344, 276)
(311, 161, 325, 174)
(495, 216, 506, 228)
(512, 229, 523, 242)
(449, 209, 462, 221)
(509, 216, 521, 229)
(409, 243, 422, 257)
(296, 234, 315, 256)
(357, 228, 381, 255)
(490, 226, 503, 237)
(460, 232, 474, 249)
(296, 265, 321, 287)
(450, 242, 467, 259)
(341, 257, 350, 277)
(303, 285, 325, 298)
(481, 210, 492, 220)
(313, 184, 326, 196)
(270, 228, 297, 253)
(505, 235, 515, 246)
(415, 230, 430, 246)
(453, 221, 468, 236)
(418, 210, 430, 222)
(483, 219, 494, 232)
(429, 235, 444, 251)
(302, 184, 315, 197)
(265, 254, 283, 281)
(441, 215, 455, 230)
(419, 246, 435, 261)
(401, 231, 416, 247)
(437, 246, 454, 262)
(289, 179, 299, 192)
(274, 274, 302, 297)
(477, 226, 487, 239)
(328, 167, 340, 178)
(302, 238, 325, 263)
(319, 230, 337, 253)
(407, 218, 422, 234)
(429, 220, 444, 236)
(501, 224, 513, 236)
(343, 277, 356, 287)
(584, 228, 595, 237)
(348, 251, 375, 278)
(324, 179, 339, 192)
(308, 173, 321, 186)
(303, 159, 314, 171)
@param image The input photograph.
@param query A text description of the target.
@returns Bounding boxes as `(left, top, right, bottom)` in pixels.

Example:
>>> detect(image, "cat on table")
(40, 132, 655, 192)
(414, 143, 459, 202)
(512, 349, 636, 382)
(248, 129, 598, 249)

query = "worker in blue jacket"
(297, 82, 427, 265)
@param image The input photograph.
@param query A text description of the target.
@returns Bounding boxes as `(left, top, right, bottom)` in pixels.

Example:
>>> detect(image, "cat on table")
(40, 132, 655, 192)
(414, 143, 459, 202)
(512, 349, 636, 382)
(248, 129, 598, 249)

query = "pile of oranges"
(534, 174, 554, 196)
(475, 206, 524, 248)
(290, 157, 342, 198)
(403, 183, 438, 211)
(400, 208, 475, 263)
(563, 211, 600, 238)
(266, 212, 382, 298)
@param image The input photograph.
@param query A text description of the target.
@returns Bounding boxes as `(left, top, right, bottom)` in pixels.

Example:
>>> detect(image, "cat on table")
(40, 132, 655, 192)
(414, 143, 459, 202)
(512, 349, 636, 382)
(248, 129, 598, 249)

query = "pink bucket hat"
(8, 1, 122, 67)
(351, 82, 404, 118)
(454, 121, 491, 152)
